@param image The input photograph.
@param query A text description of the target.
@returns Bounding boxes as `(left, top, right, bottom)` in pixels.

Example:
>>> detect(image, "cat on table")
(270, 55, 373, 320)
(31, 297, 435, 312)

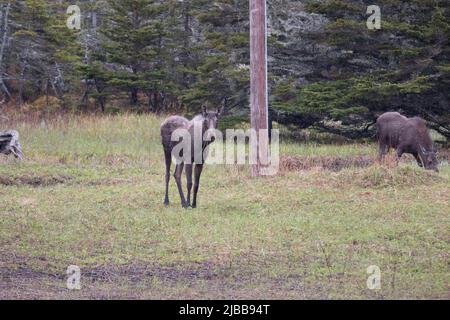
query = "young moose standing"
(161, 106, 222, 208)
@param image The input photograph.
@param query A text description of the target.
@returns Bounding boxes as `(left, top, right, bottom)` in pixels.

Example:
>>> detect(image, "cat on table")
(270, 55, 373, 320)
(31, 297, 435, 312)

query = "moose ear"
(202, 105, 207, 117)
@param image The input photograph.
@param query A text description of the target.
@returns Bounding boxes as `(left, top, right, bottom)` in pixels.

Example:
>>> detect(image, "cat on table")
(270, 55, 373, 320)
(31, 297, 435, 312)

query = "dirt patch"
(0, 174, 73, 187)
(0, 175, 134, 188)
(0, 254, 325, 300)
(82, 262, 250, 286)
(1, 249, 446, 300)
(281, 155, 375, 173)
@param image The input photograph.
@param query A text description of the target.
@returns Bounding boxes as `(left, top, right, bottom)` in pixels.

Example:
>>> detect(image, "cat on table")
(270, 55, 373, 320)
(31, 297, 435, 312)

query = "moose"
(161, 106, 222, 208)
(376, 112, 439, 172)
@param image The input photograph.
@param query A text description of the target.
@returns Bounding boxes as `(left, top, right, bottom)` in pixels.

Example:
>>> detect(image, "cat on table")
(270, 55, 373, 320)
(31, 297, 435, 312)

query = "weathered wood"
(250, 0, 269, 177)
(0, 130, 23, 160)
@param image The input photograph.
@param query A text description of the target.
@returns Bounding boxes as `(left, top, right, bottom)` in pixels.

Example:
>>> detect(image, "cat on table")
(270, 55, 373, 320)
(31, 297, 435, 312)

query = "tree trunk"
(94, 79, 106, 113)
(45, 79, 49, 107)
(81, 85, 89, 110)
(99, 96, 105, 113)
(17, 61, 27, 107)
(130, 88, 138, 105)
(0, 3, 12, 101)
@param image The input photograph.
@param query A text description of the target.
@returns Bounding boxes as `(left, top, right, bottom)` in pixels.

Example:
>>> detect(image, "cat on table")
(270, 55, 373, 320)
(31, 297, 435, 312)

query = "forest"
(0, 0, 448, 140)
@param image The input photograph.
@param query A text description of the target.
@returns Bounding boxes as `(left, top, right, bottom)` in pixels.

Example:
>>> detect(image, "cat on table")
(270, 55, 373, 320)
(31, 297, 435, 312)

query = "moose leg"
(378, 142, 389, 162)
(185, 164, 193, 207)
(164, 150, 171, 206)
(396, 147, 403, 165)
(174, 162, 188, 208)
(192, 164, 204, 209)
(413, 153, 424, 167)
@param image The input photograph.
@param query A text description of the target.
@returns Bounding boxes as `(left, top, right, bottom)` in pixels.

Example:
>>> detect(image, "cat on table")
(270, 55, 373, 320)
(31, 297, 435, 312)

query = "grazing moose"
(161, 106, 222, 208)
(376, 112, 439, 172)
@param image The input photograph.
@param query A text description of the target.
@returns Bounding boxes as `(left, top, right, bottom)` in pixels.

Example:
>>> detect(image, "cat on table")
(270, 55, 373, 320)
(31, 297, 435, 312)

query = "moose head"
(420, 146, 439, 172)
(201, 105, 223, 131)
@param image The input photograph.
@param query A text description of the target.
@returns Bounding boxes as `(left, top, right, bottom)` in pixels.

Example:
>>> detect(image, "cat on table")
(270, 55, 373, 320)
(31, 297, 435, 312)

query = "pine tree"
(98, 0, 171, 108)
(181, 0, 250, 115)
(3, 0, 79, 106)
(273, 0, 450, 139)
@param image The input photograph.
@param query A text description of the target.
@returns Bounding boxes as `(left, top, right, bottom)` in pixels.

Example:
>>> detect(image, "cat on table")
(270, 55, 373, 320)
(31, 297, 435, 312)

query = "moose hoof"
(164, 201, 170, 207)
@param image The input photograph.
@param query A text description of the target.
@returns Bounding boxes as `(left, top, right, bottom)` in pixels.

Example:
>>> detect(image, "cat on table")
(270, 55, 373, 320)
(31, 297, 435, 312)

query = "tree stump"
(0, 130, 23, 160)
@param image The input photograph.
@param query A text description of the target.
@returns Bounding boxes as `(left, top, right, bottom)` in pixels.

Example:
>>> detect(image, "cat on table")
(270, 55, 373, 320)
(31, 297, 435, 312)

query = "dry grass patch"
(333, 165, 447, 188)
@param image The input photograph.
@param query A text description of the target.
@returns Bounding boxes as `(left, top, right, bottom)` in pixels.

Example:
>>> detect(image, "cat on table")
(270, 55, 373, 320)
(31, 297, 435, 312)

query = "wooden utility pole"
(250, 0, 269, 177)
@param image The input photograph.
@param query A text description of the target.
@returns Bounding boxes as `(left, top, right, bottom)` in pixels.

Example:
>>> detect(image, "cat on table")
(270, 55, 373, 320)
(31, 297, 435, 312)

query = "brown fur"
(376, 112, 439, 171)
(161, 107, 222, 208)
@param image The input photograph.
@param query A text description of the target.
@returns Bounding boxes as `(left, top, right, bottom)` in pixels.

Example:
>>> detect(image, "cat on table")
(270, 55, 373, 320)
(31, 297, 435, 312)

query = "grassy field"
(0, 114, 449, 299)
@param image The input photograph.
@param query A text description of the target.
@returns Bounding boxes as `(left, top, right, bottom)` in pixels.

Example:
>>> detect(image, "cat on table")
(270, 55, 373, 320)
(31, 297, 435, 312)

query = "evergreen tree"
(182, 0, 250, 115)
(1, 0, 79, 106)
(273, 0, 450, 139)
(98, 0, 170, 108)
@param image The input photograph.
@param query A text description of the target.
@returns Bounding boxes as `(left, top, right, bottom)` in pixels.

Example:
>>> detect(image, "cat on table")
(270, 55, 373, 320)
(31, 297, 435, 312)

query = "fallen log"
(0, 130, 23, 160)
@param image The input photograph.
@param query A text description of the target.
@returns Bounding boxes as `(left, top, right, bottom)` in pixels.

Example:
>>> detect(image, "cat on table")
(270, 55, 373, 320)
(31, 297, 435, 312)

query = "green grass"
(0, 114, 449, 299)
